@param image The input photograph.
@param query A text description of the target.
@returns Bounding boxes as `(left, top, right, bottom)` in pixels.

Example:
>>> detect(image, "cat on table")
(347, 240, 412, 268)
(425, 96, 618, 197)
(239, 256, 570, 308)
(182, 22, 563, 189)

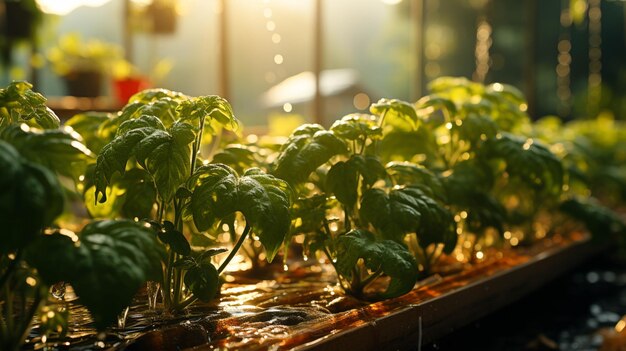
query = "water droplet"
(587, 272, 600, 284)
(51, 282, 66, 299)
(590, 304, 602, 315)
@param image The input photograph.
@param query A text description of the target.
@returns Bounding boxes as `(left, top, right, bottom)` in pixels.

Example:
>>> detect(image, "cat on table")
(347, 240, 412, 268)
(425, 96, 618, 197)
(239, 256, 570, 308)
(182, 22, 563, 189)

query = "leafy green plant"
(0, 140, 161, 351)
(405, 77, 565, 253)
(275, 110, 458, 298)
(93, 90, 292, 311)
(533, 115, 626, 206)
(0, 81, 60, 130)
(47, 33, 123, 77)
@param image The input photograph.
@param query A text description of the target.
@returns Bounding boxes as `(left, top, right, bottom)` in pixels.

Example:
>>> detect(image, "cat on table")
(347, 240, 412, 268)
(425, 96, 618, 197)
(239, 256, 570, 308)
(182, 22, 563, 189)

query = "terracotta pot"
(63, 71, 103, 97)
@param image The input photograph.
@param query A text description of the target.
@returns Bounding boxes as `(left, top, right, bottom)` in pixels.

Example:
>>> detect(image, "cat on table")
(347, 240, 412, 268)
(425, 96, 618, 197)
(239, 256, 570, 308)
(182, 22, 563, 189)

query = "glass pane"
(133, 0, 220, 97)
(227, 0, 314, 129)
(323, 0, 419, 125)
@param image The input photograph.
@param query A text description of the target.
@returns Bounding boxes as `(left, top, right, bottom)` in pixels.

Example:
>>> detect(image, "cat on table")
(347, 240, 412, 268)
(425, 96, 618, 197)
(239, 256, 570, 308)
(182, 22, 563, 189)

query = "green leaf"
(128, 88, 189, 104)
(485, 83, 526, 105)
(198, 247, 228, 261)
(370, 98, 418, 130)
(178, 95, 239, 131)
(326, 155, 386, 208)
(360, 187, 457, 253)
(65, 112, 114, 154)
(236, 168, 292, 261)
(386, 162, 445, 202)
(360, 188, 420, 241)
(375, 129, 438, 164)
(415, 95, 457, 117)
(26, 220, 163, 330)
(130, 98, 181, 128)
(188, 165, 292, 261)
(479, 133, 563, 196)
(0, 141, 64, 253)
(134, 122, 194, 202)
(84, 167, 157, 219)
(330, 114, 382, 142)
(0, 124, 93, 180)
(94, 117, 194, 203)
(119, 169, 158, 219)
(94, 126, 159, 203)
(184, 262, 219, 302)
(428, 77, 484, 98)
(349, 155, 387, 187)
(454, 191, 506, 234)
(0, 81, 60, 129)
(273, 124, 348, 185)
(336, 229, 418, 299)
(444, 159, 495, 193)
(443, 160, 505, 233)
(187, 164, 238, 231)
(158, 228, 191, 256)
(211, 145, 260, 174)
(326, 161, 358, 208)
(116, 113, 166, 136)
(452, 113, 498, 146)
(290, 194, 328, 236)
(559, 197, 626, 240)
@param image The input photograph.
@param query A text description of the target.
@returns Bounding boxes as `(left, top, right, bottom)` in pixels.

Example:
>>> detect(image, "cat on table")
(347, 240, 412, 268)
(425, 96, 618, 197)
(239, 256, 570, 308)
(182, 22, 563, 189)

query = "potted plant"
(47, 33, 123, 97)
(110, 58, 173, 105)
(0, 0, 44, 73)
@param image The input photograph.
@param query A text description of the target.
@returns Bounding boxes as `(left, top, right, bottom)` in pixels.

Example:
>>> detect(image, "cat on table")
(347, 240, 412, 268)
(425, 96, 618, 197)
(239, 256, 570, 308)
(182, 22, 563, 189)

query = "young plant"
(276, 110, 457, 299)
(208, 141, 285, 270)
(410, 77, 563, 251)
(93, 90, 292, 311)
(0, 81, 60, 130)
(0, 140, 162, 351)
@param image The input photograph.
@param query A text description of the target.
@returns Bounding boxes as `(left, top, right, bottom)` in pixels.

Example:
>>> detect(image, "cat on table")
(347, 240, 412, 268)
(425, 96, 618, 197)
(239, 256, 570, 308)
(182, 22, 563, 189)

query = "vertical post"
(472, 0, 492, 83)
(218, 0, 230, 101)
(523, 0, 537, 117)
(123, 0, 133, 62)
(313, 0, 323, 125)
(29, 42, 38, 87)
(411, 0, 425, 101)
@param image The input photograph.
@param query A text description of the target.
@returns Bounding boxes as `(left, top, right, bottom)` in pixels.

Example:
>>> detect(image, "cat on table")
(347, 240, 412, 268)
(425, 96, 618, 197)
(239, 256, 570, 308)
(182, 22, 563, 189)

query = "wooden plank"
(294, 238, 604, 351)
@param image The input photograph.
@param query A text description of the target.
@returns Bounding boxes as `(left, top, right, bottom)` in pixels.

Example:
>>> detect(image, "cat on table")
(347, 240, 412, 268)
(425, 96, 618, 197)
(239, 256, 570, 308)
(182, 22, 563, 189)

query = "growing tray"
(293, 236, 604, 351)
(116, 234, 604, 351)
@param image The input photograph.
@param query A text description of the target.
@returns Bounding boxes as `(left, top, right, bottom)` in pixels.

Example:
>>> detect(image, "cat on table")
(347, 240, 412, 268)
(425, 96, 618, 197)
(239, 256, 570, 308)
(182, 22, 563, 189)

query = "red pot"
(113, 78, 150, 105)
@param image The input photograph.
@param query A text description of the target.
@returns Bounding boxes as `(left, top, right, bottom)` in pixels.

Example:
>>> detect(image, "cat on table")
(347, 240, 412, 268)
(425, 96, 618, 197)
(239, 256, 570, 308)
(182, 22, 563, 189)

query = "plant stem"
(172, 254, 182, 306)
(157, 199, 166, 223)
(350, 266, 362, 291)
(163, 250, 174, 308)
(0, 251, 21, 292)
(358, 137, 366, 155)
(322, 246, 349, 291)
(217, 223, 251, 274)
(14, 287, 43, 351)
(176, 294, 197, 311)
(190, 116, 206, 174)
(4, 285, 13, 341)
(360, 266, 384, 289)
(343, 206, 352, 232)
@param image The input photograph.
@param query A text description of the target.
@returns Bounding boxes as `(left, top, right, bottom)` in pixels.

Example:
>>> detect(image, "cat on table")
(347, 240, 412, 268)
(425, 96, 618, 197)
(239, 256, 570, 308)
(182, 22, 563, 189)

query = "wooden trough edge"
(293, 238, 606, 351)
